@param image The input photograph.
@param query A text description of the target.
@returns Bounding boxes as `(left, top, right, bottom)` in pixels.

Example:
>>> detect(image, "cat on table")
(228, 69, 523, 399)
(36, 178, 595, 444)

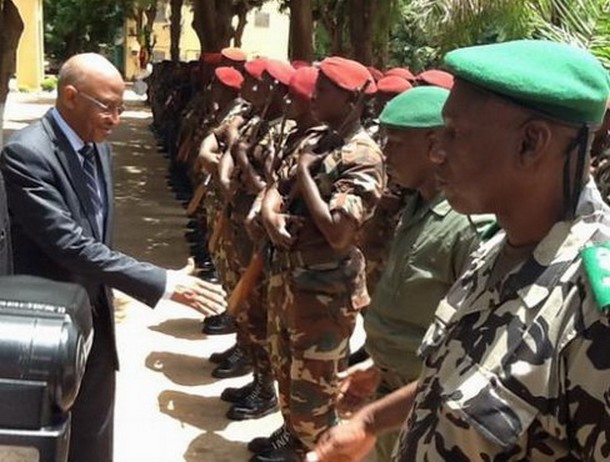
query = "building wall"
(13, 0, 45, 90)
(125, 1, 290, 80)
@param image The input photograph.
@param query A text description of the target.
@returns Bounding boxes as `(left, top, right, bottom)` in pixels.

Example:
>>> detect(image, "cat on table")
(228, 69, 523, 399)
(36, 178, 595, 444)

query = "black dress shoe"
(226, 375, 277, 420)
(220, 378, 255, 402)
(203, 312, 236, 335)
(211, 346, 253, 379)
(348, 346, 370, 367)
(248, 425, 288, 454)
(209, 343, 237, 364)
(249, 447, 301, 462)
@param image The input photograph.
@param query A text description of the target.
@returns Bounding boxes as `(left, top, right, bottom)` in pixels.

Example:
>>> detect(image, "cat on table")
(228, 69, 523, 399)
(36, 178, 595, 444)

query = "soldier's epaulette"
(581, 243, 610, 312)
(480, 221, 501, 241)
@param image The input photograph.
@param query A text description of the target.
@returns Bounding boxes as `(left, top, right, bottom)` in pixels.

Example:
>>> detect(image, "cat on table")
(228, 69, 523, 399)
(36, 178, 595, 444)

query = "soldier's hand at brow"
(170, 275, 227, 316)
(336, 358, 381, 417)
(307, 417, 376, 462)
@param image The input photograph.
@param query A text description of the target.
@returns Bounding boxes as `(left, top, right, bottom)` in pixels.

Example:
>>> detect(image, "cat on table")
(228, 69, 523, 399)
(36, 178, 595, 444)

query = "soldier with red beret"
(252, 56, 385, 461)
(211, 59, 297, 423)
(415, 69, 454, 89)
(385, 67, 416, 82)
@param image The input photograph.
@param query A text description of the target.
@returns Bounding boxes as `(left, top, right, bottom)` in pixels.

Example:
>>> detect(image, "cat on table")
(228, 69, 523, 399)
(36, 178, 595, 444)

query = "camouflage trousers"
(235, 270, 273, 376)
(267, 270, 358, 450)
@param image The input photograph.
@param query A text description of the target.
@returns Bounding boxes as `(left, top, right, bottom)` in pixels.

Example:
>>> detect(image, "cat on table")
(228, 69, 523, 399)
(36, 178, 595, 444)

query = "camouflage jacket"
(285, 126, 386, 252)
(394, 179, 610, 461)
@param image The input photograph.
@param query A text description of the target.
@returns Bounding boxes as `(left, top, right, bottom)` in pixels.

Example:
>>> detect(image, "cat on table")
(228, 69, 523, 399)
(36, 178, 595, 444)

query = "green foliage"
(41, 76, 58, 92)
(390, 0, 610, 70)
(44, 0, 125, 64)
(528, 0, 610, 68)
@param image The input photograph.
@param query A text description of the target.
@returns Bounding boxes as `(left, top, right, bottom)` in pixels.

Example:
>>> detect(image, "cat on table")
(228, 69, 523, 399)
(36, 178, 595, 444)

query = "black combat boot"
(209, 343, 237, 364)
(248, 425, 289, 454)
(211, 345, 253, 378)
(348, 345, 370, 367)
(248, 430, 303, 462)
(202, 312, 236, 335)
(226, 372, 277, 420)
(220, 378, 256, 403)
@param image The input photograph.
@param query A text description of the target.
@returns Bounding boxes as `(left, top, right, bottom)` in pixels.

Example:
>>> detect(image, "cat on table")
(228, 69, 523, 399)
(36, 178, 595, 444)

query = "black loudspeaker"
(0, 276, 93, 462)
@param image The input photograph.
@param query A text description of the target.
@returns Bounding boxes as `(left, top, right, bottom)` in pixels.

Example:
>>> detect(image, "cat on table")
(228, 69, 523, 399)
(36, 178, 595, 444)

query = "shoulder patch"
(581, 243, 610, 312)
(480, 221, 501, 241)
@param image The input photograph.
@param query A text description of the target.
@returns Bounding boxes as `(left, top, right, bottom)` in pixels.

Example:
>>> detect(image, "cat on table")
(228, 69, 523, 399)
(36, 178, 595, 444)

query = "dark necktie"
(79, 144, 104, 236)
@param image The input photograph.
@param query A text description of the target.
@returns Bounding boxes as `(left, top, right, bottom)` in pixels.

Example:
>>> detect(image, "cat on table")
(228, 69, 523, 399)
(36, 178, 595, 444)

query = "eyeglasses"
(77, 90, 126, 116)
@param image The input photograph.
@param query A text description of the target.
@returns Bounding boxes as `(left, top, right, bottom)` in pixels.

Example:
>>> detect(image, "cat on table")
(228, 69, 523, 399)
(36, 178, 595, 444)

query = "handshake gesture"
(168, 258, 227, 315)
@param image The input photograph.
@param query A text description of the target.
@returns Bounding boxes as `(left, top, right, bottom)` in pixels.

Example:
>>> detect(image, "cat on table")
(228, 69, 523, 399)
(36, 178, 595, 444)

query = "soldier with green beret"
(310, 39, 610, 462)
(337, 86, 488, 462)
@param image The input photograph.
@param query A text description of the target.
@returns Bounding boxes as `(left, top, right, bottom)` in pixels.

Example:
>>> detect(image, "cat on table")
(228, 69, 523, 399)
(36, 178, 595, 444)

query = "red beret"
(215, 66, 244, 91)
(367, 66, 384, 82)
(385, 67, 416, 81)
(289, 66, 319, 101)
(221, 47, 247, 62)
(377, 76, 413, 95)
(319, 56, 377, 95)
(201, 52, 222, 64)
(417, 69, 454, 89)
(244, 58, 267, 80)
(291, 60, 310, 70)
(265, 59, 296, 86)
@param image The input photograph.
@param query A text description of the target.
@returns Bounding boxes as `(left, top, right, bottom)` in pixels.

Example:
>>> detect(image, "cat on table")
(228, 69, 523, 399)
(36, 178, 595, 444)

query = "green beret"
(443, 39, 610, 125)
(379, 86, 450, 129)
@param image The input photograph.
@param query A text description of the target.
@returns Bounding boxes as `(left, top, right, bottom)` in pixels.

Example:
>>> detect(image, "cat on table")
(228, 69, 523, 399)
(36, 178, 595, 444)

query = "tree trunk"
(65, 30, 81, 60)
(0, 0, 24, 147)
(170, 0, 183, 62)
(289, 0, 313, 62)
(348, 0, 375, 64)
(191, 0, 234, 53)
(233, 5, 249, 48)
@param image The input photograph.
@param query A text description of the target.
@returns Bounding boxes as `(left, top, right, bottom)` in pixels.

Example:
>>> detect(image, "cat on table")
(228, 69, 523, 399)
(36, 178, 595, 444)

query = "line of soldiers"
(146, 48, 461, 462)
(145, 41, 610, 462)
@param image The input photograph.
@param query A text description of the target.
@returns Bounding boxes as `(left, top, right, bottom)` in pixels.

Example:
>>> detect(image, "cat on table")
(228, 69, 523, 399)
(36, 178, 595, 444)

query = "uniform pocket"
(442, 357, 539, 449)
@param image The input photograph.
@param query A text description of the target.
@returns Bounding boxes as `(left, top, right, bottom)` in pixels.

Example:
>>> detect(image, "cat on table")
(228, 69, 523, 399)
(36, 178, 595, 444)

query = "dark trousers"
(68, 319, 116, 462)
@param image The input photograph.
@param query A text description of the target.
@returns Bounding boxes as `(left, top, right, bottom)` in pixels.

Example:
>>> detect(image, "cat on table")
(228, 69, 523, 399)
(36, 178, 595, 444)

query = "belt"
(269, 246, 352, 273)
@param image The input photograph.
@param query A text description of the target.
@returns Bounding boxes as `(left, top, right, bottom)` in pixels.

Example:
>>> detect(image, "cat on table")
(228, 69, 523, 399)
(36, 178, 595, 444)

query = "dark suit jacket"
(0, 173, 12, 276)
(0, 109, 166, 367)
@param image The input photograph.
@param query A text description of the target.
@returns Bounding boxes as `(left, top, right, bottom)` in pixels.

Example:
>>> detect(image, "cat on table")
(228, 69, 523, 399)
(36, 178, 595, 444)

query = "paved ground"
(3, 91, 367, 462)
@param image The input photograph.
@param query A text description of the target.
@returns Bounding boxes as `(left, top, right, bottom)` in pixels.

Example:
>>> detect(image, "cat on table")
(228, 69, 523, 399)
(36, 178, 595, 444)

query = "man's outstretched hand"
(169, 258, 227, 315)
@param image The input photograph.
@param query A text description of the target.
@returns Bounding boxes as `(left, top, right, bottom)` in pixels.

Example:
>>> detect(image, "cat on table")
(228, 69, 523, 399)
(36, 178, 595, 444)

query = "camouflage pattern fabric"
(394, 180, 610, 461)
(356, 181, 410, 295)
(267, 126, 385, 450)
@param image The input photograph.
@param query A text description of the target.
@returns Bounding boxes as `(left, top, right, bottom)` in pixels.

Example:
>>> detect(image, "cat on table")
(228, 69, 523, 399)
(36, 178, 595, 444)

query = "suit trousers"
(68, 316, 116, 462)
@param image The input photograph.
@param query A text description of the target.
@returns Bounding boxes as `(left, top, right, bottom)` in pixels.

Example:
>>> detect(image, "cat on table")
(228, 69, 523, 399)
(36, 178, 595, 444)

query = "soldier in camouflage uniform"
(311, 40, 610, 462)
(246, 65, 324, 457)
(257, 57, 385, 462)
(218, 59, 296, 420)
(196, 59, 266, 368)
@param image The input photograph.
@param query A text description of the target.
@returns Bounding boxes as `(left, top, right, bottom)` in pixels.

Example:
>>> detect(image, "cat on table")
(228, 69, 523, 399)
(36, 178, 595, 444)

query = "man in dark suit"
(0, 53, 226, 462)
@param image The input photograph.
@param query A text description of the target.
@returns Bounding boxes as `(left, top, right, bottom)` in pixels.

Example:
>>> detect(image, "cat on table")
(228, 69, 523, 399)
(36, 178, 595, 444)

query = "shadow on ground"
(184, 431, 251, 462)
(148, 317, 208, 341)
(145, 351, 221, 387)
(158, 389, 232, 431)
